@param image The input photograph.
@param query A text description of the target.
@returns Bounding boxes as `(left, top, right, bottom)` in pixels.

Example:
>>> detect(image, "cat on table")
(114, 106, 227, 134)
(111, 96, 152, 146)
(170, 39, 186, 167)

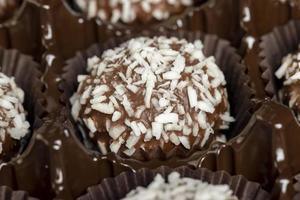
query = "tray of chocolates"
(0, 0, 300, 199)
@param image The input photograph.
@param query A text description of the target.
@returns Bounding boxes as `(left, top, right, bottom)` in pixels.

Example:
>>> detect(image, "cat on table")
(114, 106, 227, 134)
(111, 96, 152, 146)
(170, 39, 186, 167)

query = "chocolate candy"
(0, 72, 30, 161)
(70, 36, 233, 160)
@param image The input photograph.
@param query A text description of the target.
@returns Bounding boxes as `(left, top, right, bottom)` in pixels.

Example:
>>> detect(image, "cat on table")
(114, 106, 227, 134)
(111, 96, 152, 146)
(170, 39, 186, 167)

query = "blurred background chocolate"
(0, 0, 22, 23)
(240, 0, 290, 38)
(196, 0, 242, 47)
(74, 0, 193, 24)
(240, 0, 290, 98)
(0, 1, 42, 61)
(0, 186, 38, 200)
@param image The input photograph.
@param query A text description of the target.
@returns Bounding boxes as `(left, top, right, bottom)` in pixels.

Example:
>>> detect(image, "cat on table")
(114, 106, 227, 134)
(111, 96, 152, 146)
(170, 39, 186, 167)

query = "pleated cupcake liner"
(260, 20, 300, 99)
(29, 0, 243, 65)
(0, 49, 53, 199)
(11, 100, 285, 199)
(77, 166, 270, 200)
(59, 30, 255, 162)
(0, 48, 46, 159)
(250, 22, 300, 198)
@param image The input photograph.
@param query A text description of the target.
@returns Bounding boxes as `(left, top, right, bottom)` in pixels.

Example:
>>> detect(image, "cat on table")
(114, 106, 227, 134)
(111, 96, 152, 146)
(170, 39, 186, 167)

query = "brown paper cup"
(0, 48, 47, 162)
(0, 49, 53, 199)
(26, 0, 242, 64)
(253, 23, 300, 199)
(77, 166, 270, 200)
(260, 20, 300, 100)
(60, 30, 255, 161)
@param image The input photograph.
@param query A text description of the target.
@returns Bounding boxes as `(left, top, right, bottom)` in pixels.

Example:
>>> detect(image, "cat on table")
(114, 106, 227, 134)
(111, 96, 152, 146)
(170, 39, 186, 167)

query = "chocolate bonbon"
(70, 36, 233, 160)
(0, 0, 299, 200)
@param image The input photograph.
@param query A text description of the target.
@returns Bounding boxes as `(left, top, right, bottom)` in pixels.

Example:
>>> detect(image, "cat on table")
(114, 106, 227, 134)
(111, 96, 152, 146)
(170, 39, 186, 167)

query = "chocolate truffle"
(0, 72, 30, 161)
(275, 48, 300, 120)
(74, 0, 192, 24)
(71, 36, 234, 160)
(122, 172, 238, 200)
(0, 0, 22, 22)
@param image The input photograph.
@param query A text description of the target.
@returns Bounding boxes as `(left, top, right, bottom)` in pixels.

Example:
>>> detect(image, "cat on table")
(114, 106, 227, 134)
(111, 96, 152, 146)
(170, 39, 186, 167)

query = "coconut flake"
(130, 121, 141, 137)
(91, 102, 115, 114)
(178, 136, 191, 149)
(152, 122, 163, 140)
(109, 125, 126, 140)
(197, 101, 215, 113)
(121, 95, 134, 117)
(112, 111, 122, 122)
(126, 135, 140, 149)
(155, 113, 179, 124)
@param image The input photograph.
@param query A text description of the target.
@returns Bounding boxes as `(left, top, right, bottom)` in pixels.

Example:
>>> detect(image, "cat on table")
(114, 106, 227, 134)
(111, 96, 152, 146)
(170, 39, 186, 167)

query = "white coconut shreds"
(0, 72, 30, 155)
(70, 36, 234, 156)
(74, 0, 192, 23)
(122, 172, 238, 200)
(275, 48, 300, 120)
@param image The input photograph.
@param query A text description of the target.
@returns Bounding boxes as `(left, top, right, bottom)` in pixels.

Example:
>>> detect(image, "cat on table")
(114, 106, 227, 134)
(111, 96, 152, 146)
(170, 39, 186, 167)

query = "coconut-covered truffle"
(122, 172, 238, 200)
(74, 0, 192, 24)
(70, 36, 233, 160)
(0, 72, 29, 161)
(0, 0, 22, 22)
(275, 48, 300, 120)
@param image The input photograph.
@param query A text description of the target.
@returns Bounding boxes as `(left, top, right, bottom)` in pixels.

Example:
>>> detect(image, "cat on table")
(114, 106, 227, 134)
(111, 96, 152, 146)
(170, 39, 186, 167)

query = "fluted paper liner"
(77, 166, 269, 200)
(31, 0, 242, 64)
(0, 48, 46, 161)
(60, 30, 254, 161)
(258, 20, 300, 200)
(42, 100, 289, 199)
(260, 20, 300, 99)
(0, 49, 53, 199)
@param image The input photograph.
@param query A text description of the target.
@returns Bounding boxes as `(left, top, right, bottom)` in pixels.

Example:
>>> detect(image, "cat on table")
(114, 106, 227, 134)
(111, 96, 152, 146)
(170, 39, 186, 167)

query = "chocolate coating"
(74, 0, 192, 24)
(71, 36, 233, 161)
(0, 72, 30, 161)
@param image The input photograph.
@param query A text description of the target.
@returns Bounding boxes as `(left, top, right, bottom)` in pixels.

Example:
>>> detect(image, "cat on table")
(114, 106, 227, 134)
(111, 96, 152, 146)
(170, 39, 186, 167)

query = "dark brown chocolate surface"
(0, 0, 297, 200)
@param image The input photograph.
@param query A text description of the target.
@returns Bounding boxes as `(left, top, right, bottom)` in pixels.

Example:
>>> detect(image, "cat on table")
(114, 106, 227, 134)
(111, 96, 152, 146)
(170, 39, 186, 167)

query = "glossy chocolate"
(0, 0, 297, 200)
